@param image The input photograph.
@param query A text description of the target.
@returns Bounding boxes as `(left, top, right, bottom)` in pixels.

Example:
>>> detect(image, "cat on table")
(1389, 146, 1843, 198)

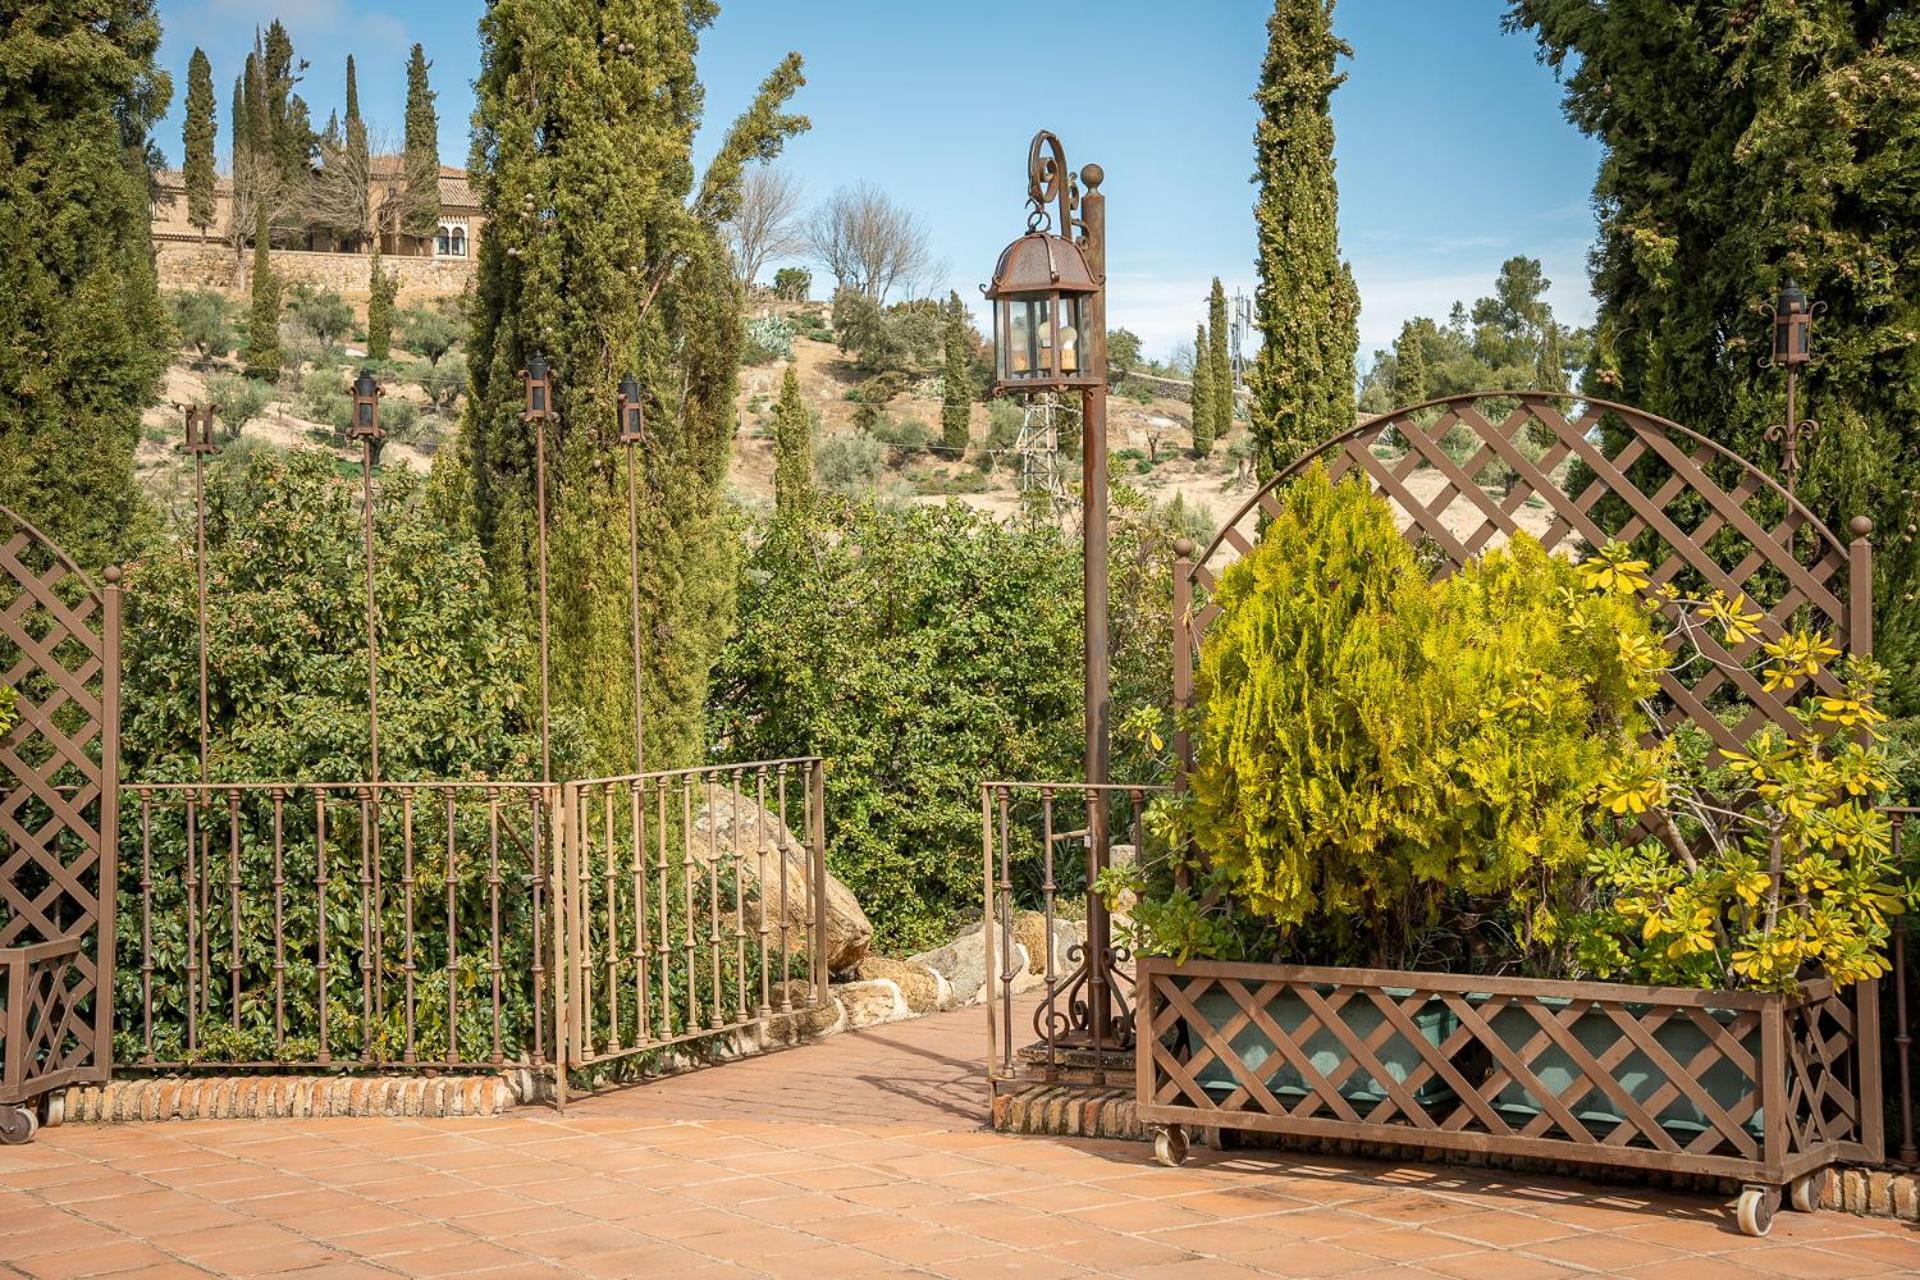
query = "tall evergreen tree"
(1509, 1, 1920, 706)
(365, 249, 395, 360)
(0, 0, 172, 566)
(1207, 277, 1233, 444)
(1247, 0, 1359, 479)
(183, 48, 217, 239)
(1190, 322, 1216, 455)
(464, 4, 807, 772)
(344, 55, 368, 246)
(401, 45, 440, 240)
(244, 200, 281, 380)
(228, 70, 250, 250)
(772, 362, 813, 513)
(1391, 318, 1427, 405)
(940, 292, 971, 455)
(259, 21, 313, 197)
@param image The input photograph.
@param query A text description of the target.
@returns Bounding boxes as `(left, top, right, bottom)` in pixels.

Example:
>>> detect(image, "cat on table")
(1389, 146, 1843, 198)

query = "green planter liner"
(1185, 982, 1457, 1108)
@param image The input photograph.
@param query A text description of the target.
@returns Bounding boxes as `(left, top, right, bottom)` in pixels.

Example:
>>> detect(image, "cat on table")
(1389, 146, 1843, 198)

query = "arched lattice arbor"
(0, 508, 119, 1140)
(1171, 391, 1874, 778)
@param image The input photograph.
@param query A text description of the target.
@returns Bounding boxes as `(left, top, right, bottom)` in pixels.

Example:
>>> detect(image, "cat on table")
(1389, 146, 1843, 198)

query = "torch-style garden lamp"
(347, 368, 386, 784)
(617, 371, 647, 776)
(1765, 278, 1818, 495)
(522, 352, 554, 783)
(986, 130, 1119, 1053)
(176, 403, 219, 783)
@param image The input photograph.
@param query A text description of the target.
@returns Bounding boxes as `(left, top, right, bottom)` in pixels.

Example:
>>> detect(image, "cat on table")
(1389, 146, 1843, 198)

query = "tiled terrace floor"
(3, 1000, 1916, 1278)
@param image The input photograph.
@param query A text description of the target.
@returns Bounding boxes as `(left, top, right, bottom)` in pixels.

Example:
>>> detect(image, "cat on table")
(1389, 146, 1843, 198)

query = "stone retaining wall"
(989, 1083, 1920, 1223)
(156, 241, 475, 305)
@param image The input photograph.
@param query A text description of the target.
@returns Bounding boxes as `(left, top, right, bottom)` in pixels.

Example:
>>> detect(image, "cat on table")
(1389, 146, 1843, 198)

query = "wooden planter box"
(1135, 957, 1883, 1235)
(0, 937, 96, 1143)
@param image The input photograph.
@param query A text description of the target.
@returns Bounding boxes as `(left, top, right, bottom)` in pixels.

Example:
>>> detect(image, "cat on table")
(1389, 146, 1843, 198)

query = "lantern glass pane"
(1059, 297, 1081, 375)
(1775, 321, 1790, 360)
(994, 301, 1009, 382)
(532, 386, 547, 413)
(1009, 298, 1036, 377)
(358, 401, 373, 426)
(1795, 320, 1809, 359)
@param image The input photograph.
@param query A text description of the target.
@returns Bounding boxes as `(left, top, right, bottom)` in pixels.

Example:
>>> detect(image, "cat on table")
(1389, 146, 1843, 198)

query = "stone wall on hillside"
(157, 242, 475, 306)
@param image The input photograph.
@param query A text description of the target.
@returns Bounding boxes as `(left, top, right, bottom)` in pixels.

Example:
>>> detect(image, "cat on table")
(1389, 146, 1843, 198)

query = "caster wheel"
(0, 1104, 38, 1146)
(1789, 1172, 1821, 1214)
(1152, 1126, 1190, 1168)
(1735, 1185, 1779, 1238)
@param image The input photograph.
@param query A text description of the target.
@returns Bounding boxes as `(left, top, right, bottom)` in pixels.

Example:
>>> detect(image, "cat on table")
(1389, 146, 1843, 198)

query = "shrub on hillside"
(742, 310, 795, 365)
(772, 267, 810, 301)
(816, 433, 886, 495)
(204, 372, 272, 440)
(167, 288, 235, 364)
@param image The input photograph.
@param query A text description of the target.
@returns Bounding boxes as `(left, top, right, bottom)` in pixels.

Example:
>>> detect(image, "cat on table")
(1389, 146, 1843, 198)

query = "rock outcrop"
(692, 789, 873, 971)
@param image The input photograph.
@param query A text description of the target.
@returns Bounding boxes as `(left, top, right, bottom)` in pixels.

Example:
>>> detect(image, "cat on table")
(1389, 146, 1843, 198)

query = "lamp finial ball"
(1173, 537, 1196, 559)
(1850, 515, 1874, 539)
(1081, 162, 1103, 191)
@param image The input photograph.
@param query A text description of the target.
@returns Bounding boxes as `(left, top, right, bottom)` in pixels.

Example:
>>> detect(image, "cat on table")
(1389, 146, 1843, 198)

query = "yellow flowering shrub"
(1575, 547, 1903, 993)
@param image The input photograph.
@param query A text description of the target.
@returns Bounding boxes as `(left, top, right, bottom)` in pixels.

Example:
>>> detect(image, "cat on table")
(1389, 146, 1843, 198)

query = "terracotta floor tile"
(1429, 1211, 1584, 1249)
(1523, 1231, 1687, 1271)
(1730, 1245, 1885, 1279)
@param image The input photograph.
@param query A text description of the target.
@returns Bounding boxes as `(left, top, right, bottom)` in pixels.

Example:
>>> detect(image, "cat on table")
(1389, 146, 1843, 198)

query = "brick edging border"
(989, 1084, 1920, 1223)
(53, 1074, 517, 1124)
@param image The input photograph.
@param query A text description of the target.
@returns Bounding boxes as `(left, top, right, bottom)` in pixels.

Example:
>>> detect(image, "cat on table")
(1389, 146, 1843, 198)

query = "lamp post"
(347, 368, 386, 784)
(985, 130, 1119, 1053)
(176, 402, 220, 783)
(522, 352, 554, 783)
(1765, 278, 1818, 495)
(617, 371, 647, 776)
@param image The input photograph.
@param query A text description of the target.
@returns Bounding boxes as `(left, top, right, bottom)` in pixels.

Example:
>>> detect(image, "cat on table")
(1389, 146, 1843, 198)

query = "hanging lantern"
(616, 371, 645, 444)
(182, 403, 219, 455)
(1772, 279, 1811, 366)
(523, 350, 553, 420)
(347, 368, 384, 443)
(984, 230, 1099, 395)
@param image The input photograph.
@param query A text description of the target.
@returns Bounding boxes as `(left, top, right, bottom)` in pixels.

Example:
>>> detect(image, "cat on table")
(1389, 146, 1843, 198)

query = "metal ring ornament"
(1025, 130, 1078, 238)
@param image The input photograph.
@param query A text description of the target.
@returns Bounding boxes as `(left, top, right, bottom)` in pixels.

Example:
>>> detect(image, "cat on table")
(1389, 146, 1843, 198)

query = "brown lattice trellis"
(1172, 392, 1874, 769)
(0, 506, 118, 1109)
(1135, 958, 1880, 1185)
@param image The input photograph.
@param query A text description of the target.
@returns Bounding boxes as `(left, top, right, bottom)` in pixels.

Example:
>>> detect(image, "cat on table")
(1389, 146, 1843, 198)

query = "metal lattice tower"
(1008, 393, 1076, 512)
(1229, 288, 1252, 383)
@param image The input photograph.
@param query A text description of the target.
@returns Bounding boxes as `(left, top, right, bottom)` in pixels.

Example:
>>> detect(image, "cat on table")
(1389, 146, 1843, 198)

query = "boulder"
(835, 978, 911, 1029)
(692, 788, 872, 972)
(850, 955, 949, 1013)
(909, 921, 1038, 1005)
(765, 979, 842, 1043)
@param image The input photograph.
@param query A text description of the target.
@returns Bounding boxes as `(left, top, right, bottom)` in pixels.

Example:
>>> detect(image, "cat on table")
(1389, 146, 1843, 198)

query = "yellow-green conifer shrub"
(1185, 464, 1660, 962)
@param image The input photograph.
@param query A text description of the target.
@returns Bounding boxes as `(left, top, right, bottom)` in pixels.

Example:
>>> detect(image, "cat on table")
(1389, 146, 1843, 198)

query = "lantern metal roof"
(985, 231, 1099, 301)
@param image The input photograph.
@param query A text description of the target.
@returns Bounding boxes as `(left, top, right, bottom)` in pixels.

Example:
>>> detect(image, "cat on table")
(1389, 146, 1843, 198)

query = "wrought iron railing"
(982, 780, 1168, 1090)
(115, 759, 830, 1086)
(1885, 806, 1917, 1166)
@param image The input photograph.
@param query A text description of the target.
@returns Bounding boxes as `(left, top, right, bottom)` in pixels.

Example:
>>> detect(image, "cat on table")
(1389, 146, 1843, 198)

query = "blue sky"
(152, 1, 1601, 363)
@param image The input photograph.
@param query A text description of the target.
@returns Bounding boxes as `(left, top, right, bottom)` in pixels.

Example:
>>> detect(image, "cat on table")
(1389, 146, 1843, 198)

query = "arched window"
(436, 226, 452, 256)
(451, 227, 466, 257)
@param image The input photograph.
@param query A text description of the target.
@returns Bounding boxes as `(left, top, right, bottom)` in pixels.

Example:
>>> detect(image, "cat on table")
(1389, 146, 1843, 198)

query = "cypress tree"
(773, 363, 813, 513)
(229, 70, 249, 249)
(259, 21, 312, 197)
(184, 48, 217, 240)
(1191, 323, 1216, 456)
(401, 45, 440, 240)
(0, 0, 172, 566)
(1509, 1, 1920, 706)
(366, 249, 395, 360)
(244, 200, 281, 380)
(940, 292, 971, 455)
(1207, 277, 1233, 443)
(1247, 0, 1359, 479)
(344, 55, 369, 247)
(464, 4, 808, 772)
(1392, 319, 1427, 405)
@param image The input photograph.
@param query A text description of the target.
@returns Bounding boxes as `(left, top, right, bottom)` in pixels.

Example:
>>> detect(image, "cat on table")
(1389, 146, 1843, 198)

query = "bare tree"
(806, 181, 932, 303)
(301, 125, 392, 252)
(723, 166, 806, 288)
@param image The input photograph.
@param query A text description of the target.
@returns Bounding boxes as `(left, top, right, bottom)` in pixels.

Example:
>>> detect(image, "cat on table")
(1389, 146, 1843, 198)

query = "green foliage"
(421, 353, 467, 412)
(0, 0, 170, 567)
(244, 202, 282, 381)
(288, 285, 353, 352)
(168, 288, 235, 364)
(979, 399, 1022, 469)
(0, 683, 15, 740)
(464, 8, 807, 773)
(871, 415, 930, 454)
(1189, 323, 1215, 456)
(1177, 466, 1658, 966)
(714, 492, 1187, 950)
(816, 433, 885, 495)
(401, 44, 440, 239)
(1248, 0, 1359, 478)
(772, 266, 810, 301)
(1207, 277, 1233, 444)
(183, 47, 218, 236)
(831, 288, 942, 373)
(940, 292, 973, 455)
(398, 302, 460, 366)
(848, 371, 906, 430)
(742, 310, 795, 364)
(1107, 328, 1143, 384)
(205, 373, 271, 440)
(366, 251, 397, 361)
(772, 363, 812, 513)
(1508, 0, 1920, 711)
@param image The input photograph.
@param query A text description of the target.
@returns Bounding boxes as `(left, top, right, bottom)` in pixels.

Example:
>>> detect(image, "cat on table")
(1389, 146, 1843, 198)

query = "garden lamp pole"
(523, 353, 554, 783)
(176, 402, 219, 784)
(985, 130, 1119, 1054)
(617, 372, 647, 775)
(1765, 278, 1817, 495)
(348, 369, 386, 784)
